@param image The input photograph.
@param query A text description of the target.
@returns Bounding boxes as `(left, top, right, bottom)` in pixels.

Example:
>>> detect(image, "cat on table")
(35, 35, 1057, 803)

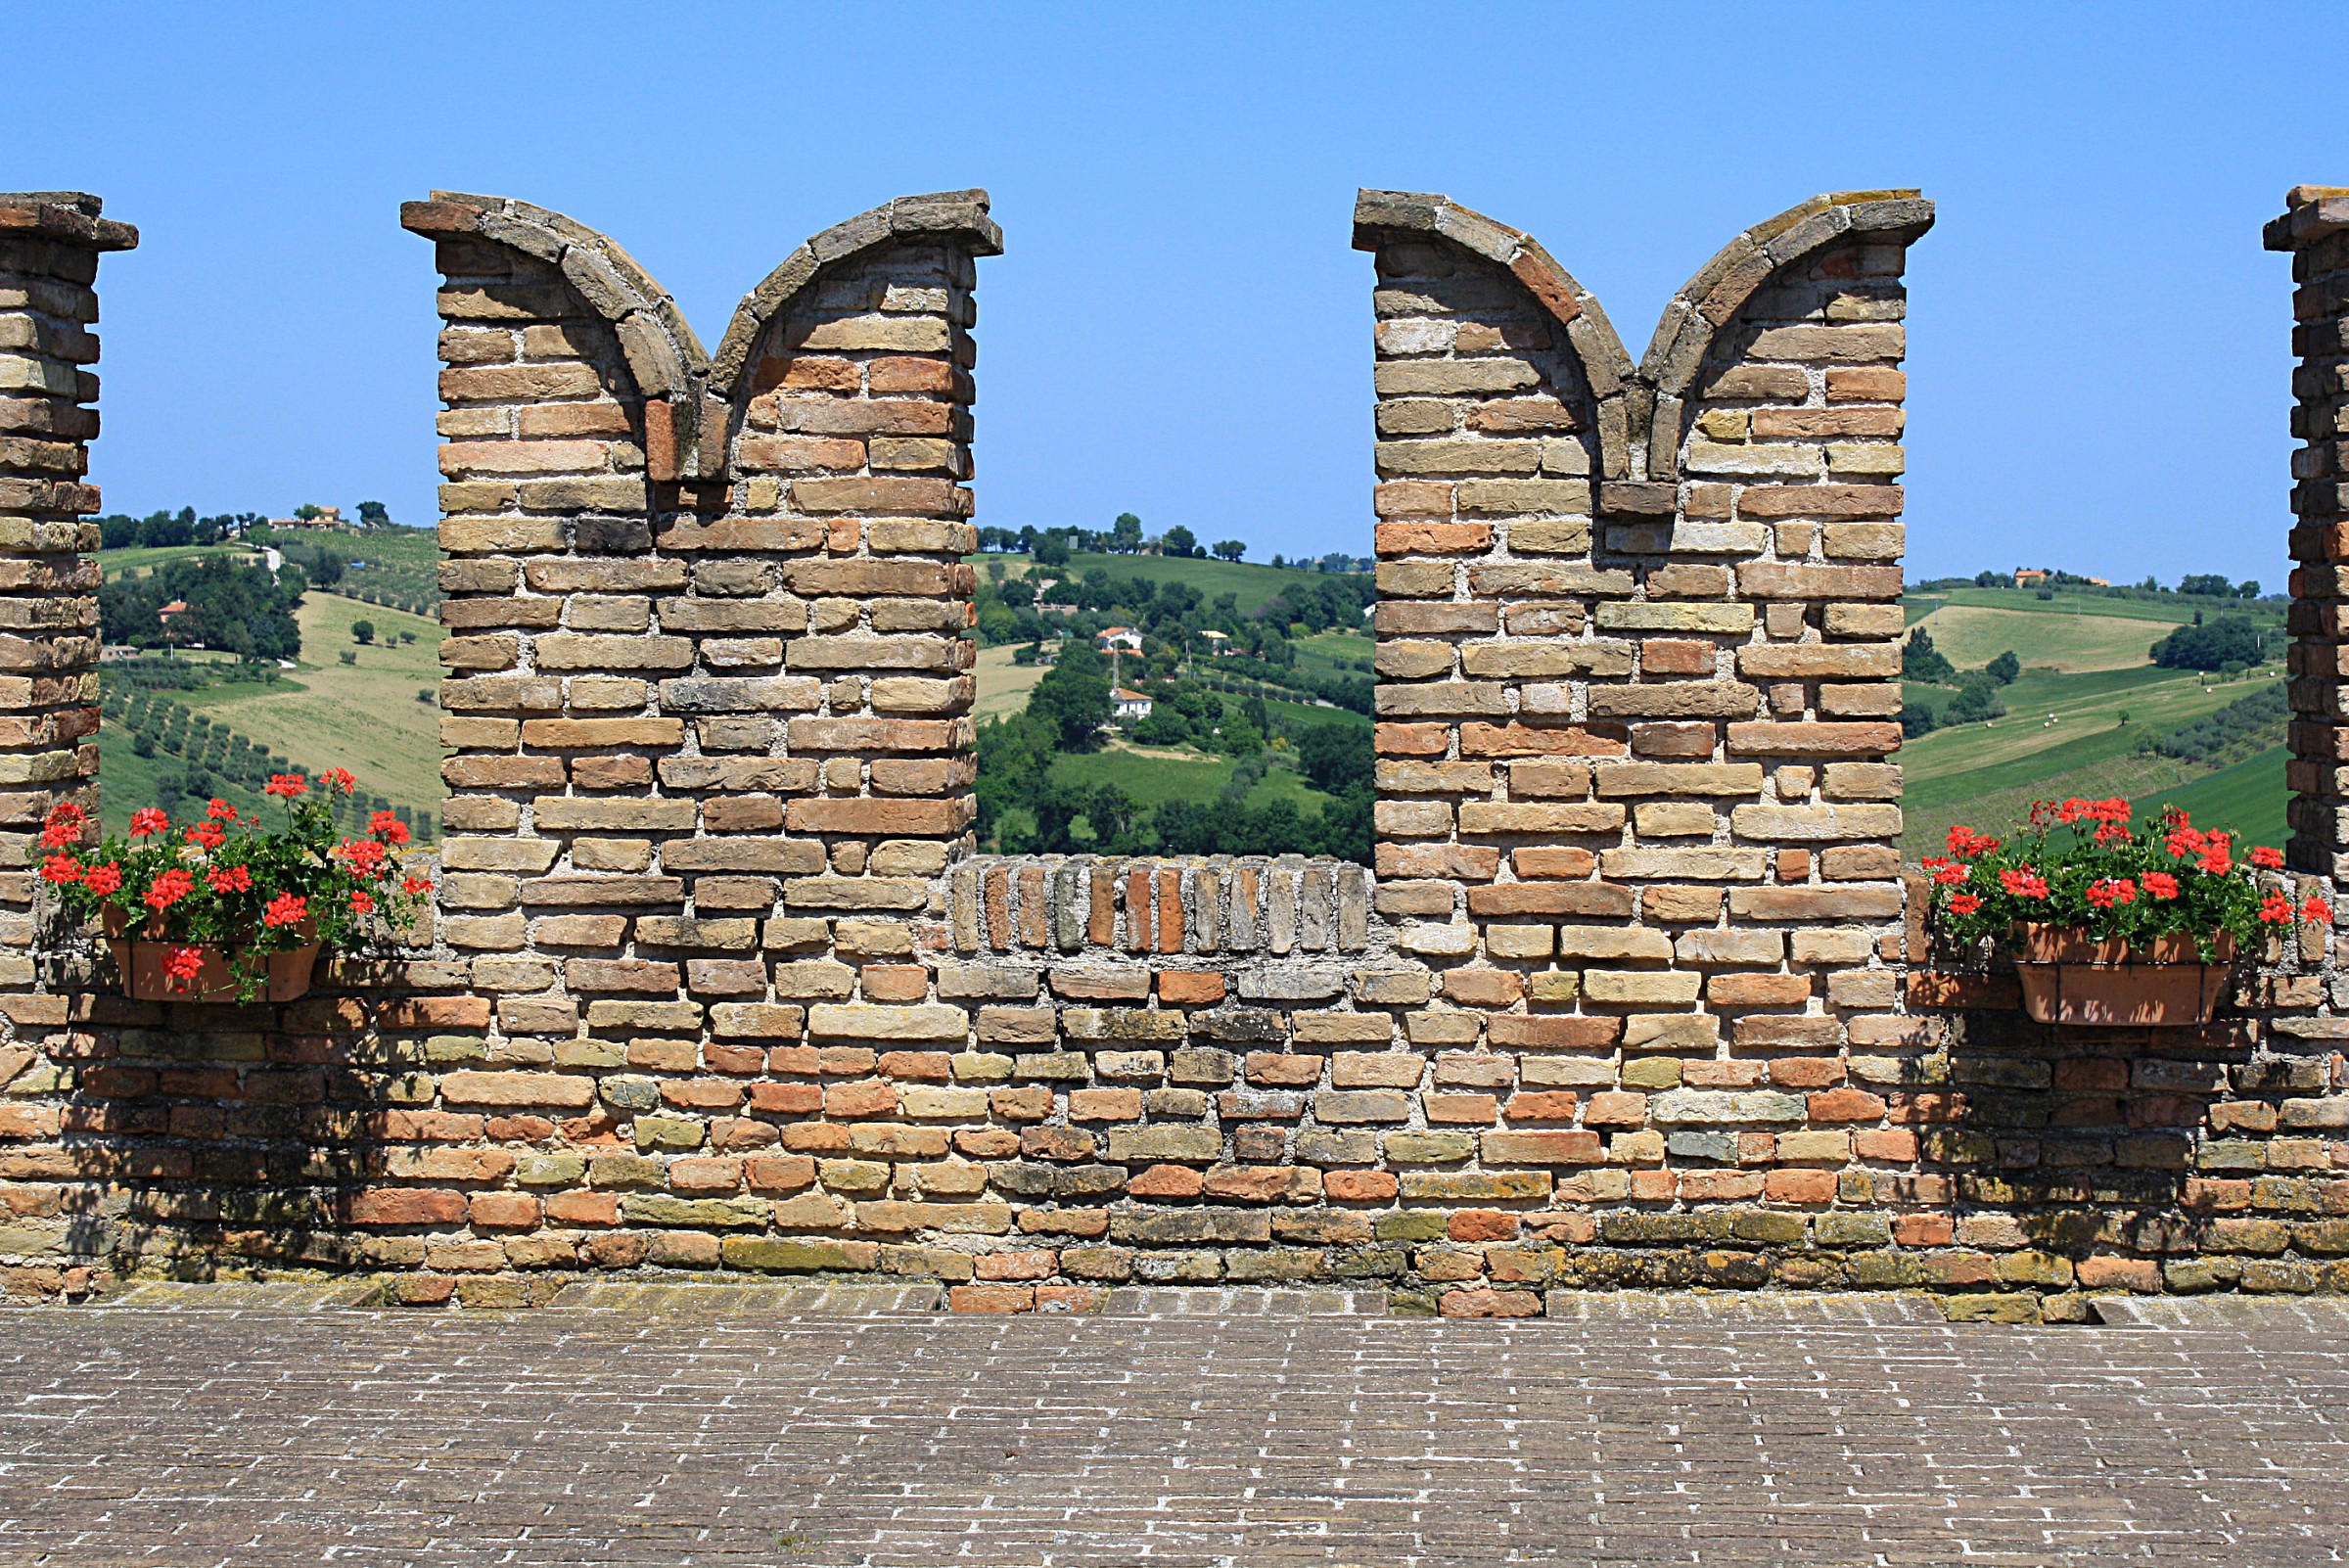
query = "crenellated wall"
(0, 184, 2343, 1318)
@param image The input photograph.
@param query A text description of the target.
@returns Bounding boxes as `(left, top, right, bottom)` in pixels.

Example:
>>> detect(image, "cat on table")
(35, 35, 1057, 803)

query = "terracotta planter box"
(2009, 923, 2236, 1027)
(100, 907, 320, 1004)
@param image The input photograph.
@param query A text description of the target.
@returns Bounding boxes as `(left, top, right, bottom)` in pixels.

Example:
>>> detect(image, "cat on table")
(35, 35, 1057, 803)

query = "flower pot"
(2008, 923, 2236, 1027)
(100, 906, 320, 1004)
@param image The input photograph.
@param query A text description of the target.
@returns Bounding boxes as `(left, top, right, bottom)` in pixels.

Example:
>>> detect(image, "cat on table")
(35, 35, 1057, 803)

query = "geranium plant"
(1922, 796, 2328, 960)
(38, 769, 432, 999)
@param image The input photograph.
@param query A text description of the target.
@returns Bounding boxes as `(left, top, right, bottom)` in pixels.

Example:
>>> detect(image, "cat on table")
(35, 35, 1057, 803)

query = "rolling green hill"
(1899, 585, 2288, 857)
(981, 551, 1370, 618)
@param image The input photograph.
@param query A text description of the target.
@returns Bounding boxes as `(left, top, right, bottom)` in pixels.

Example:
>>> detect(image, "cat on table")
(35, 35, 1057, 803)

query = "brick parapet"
(2273, 186, 2349, 876)
(0, 186, 2345, 1318)
(0, 194, 132, 1010)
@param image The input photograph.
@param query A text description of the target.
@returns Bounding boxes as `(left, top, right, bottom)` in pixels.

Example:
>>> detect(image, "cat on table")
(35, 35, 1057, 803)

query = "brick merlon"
(708, 189, 1001, 397)
(2267, 185, 2349, 251)
(0, 191, 138, 251)
(399, 189, 708, 409)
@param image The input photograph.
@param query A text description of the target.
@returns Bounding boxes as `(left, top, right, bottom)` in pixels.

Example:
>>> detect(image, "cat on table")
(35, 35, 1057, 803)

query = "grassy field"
(1049, 743, 1339, 813)
(983, 551, 1368, 617)
(2128, 745, 2288, 848)
(1906, 603, 2170, 672)
(1897, 585, 2290, 858)
(974, 644, 1045, 719)
(1903, 586, 2256, 625)
(96, 543, 265, 579)
(176, 594, 444, 817)
(1291, 626, 1377, 678)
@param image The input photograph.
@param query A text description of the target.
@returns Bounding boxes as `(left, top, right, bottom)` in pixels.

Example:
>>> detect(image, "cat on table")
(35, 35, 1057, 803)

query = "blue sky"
(25, 3, 2338, 585)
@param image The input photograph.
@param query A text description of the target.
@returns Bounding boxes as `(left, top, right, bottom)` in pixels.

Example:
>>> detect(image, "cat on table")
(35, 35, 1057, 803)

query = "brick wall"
(0, 184, 2343, 1317)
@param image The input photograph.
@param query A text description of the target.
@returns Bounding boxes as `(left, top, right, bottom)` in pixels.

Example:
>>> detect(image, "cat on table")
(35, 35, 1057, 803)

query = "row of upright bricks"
(0, 185, 2344, 1314)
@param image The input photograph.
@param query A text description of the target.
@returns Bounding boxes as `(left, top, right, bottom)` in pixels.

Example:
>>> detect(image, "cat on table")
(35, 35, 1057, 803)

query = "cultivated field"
(1905, 603, 2170, 672)
(1899, 585, 2289, 856)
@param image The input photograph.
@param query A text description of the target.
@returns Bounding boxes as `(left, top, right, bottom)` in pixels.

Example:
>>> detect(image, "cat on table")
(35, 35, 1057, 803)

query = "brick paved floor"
(0, 1286, 2343, 1567)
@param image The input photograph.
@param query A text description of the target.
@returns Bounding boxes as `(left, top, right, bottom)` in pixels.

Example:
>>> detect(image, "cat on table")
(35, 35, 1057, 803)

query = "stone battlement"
(0, 184, 2342, 1318)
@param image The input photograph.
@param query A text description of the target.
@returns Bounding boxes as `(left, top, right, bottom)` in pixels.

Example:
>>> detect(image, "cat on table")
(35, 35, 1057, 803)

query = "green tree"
(350, 620, 376, 645)
(1212, 538, 1246, 562)
(356, 500, 390, 528)
(1027, 640, 1113, 750)
(1984, 649, 2020, 685)
(1297, 722, 1372, 794)
(1110, 513, 1143, 554)
(1033, 530, 1072, 568)
(1163, 525, 1199, 558)
(2179, 573, 2234, 597)
(1902, 627, 1957, 682)
(2152, 616, 2266, 671)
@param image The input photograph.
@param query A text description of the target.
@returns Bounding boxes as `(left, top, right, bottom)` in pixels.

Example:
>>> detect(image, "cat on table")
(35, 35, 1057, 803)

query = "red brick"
(1128, 1164, 1204, 1198)
(2076, 1256, 2161, 1293)
(1325, 1170, 1399, 1202)
(975, 1249, 1058, 1281)
(1158, 971, 1226, 1006)
(1375, 722, 1450, 756)
(1640, 640, 1715, 675)
(877, 1050, 952, 1081)
(948, 1284, 1036, 1314)
(1808, 1087, 1888, 1123)
(347, 1188, 468, 1226)
(859, 965, 930, 1002)
(1376, 521, 1492, 556)
(1503, 1091, 1579, 1122)
(469, 1192, 541, 1229)
(1762, 1169, 1838, 1204)
(824, 1080, 898, 1118)
(1448, 1210, 1518, 1242)
(545, 1191, 622, 1226)
(1892, 1214, 1954, 1247)
(1439, 1287, 1542, 1318)
(750, 1084, 823, 1115)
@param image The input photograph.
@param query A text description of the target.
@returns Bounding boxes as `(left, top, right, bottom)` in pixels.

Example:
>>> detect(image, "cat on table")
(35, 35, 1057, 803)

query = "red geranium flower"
(1945, 826, 2000, 860)
(188, 821, 225, 851)
(264, 774, 307, 799)
(38, 853, 80, 886)
(262, 893, 307, 929)
(367, 810, 410, 846)
(320, 767, 356, 794)
(130, 807, 169, 837)
(206, 864, 253, 895)
(145, 868, 195, 911)
(2259, 891, 2296, 925)
(348, 890, 374, 916)
(81, 862, 121, 897)
(161, 945, 205, 991)
(2000, 868, 2050, 899)
(1948, 893, 1983, 916)
(2142, 872, 2180, 899)
(206, 798, 237, 821)
(2307, 897, 2334, 926)
(2085, 877, 2137, 909)
(40, 802, 87, 850)
(2250, 846, 2285, 870)
(401, 876, 431, 897)
(334, 838, 389, 874)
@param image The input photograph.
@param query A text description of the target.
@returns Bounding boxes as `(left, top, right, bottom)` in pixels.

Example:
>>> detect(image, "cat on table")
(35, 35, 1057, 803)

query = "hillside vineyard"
(0, 185, 2346, 1315)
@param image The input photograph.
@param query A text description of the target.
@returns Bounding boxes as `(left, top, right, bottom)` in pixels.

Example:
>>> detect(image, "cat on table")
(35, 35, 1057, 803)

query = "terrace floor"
(0, 1283, 2343, 1567)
